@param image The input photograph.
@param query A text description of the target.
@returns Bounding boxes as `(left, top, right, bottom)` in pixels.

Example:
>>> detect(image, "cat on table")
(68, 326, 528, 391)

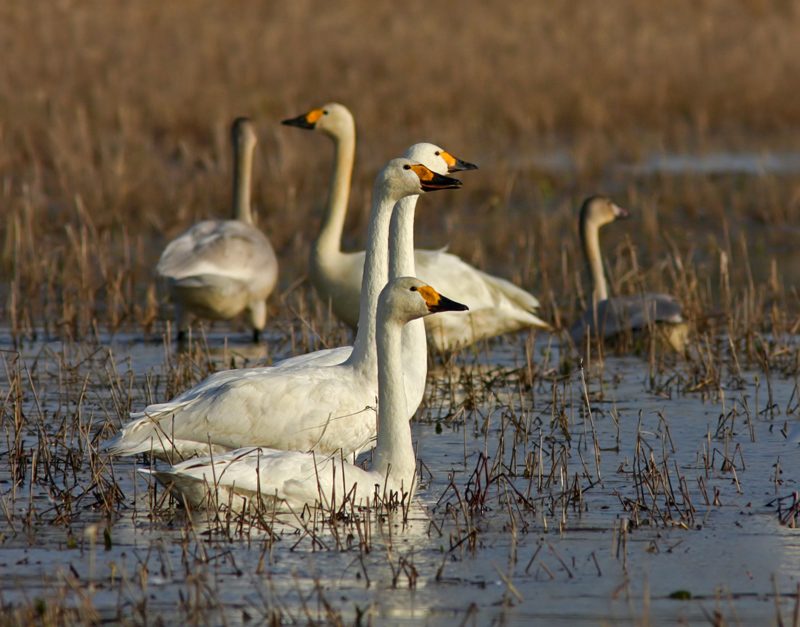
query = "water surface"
(2, 333, 800, 625)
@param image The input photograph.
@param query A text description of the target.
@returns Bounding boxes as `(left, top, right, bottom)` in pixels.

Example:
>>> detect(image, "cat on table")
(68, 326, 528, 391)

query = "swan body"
(568, 196, 687, 351)
(158, 118, 278, 341)
(283, 103, 548, 352)
(411, 249, 548, 350)
(102, 159, 463, 462)
(140, 277, 469, 512)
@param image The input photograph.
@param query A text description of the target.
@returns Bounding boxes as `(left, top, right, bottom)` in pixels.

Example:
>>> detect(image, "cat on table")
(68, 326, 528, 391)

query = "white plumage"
(274, 142, 472, 412)
(102, 159, 463, 462)
(282, 102, 549, 352)
(412, 248, 547, 350)
(140, 277, 469, 512)
(158, 117, 278, 341)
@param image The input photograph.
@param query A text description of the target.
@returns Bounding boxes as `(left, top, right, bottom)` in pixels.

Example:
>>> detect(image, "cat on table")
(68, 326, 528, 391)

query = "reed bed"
(1, 0, 800, 343)
(2, 1, 800, 625)
(3, 312, 800, 623)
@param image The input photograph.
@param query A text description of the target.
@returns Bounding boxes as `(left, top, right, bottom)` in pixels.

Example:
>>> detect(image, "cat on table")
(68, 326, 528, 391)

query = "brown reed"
(0, 1, 799, 345)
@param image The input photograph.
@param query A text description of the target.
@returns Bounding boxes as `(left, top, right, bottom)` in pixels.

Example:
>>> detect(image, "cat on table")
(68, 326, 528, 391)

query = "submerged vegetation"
(2, 0, 800, 624)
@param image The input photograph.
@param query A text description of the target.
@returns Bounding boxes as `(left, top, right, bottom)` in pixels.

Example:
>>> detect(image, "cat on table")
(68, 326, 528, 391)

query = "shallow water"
(619, 152, 800, 176)
(516, 149, 800, 176)
(3, 331, 800, 625)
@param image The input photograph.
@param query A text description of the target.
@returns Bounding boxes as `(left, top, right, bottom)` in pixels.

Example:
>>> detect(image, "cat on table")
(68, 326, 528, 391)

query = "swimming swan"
(282, 103, 549, 351)
(568, 196, 686, 351)
(157, 117, 279, 342)
(275, 142, 473, 413)
(140, 277, 469, 512)
(101, 159, 462, 462)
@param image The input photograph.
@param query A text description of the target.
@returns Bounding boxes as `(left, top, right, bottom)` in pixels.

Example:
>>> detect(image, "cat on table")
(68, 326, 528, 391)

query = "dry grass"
(2, 281, 799, 624)
(2, 7, 800, 617)
(0, 1, 799, 341)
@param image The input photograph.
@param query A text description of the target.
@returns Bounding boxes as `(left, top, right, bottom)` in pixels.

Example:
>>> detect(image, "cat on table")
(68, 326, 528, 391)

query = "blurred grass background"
(1, 0, 799, 339)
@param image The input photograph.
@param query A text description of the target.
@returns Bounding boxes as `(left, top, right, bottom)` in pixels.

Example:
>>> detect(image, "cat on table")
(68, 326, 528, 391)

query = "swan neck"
(389, 194, 427, 410)
(313, 127, 355, 259)
(581, 214, 608, 302)
(371, 312, 415, 486)
(348, 177, 394, 367)
(389, 195, 419, 279)
(232, 137, 255, 224)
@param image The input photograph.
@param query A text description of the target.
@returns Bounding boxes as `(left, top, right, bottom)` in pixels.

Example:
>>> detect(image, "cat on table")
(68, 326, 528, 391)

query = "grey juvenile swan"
(569, 196, 687, 351)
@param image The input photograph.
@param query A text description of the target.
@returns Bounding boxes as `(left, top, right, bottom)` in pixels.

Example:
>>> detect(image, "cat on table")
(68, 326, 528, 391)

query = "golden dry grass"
(1, 0, 800, 339)
(3, 7, 800, 624)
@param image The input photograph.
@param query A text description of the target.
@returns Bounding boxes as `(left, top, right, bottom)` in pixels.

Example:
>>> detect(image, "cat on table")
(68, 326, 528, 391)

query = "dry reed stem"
(0, 2, 798, 345)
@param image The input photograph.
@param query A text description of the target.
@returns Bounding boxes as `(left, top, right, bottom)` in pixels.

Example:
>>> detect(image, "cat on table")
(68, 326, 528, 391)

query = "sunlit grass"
(2, 5, 800, 620)
(1, 1, 799, 344)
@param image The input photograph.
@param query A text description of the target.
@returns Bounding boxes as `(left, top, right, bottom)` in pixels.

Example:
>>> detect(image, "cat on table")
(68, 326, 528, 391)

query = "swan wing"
(144, 446, 380, 510)
(273, 346, 352, 370)
(412, 248, 548, 349)
(570, 294, 684, 341)
(158, 220, 277, 290)
(103, 364, 378, 460)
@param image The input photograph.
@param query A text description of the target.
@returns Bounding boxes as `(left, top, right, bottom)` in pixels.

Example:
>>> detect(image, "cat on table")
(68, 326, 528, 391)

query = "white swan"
(157, 117, 279, 342)
(282, 103, 549, 351)
(568, 196, 687, 351)
(140, 277, 469, 511)
(274, 142, 470, 413)
(101, 159, 463, 462)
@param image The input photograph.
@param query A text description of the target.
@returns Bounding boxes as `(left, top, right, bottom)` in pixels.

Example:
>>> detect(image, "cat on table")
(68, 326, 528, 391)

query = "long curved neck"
(581, 216, 608, 302)
(389, 196, 418, 279)
(312, 126, 355, 262)
(348, 180, 395, 368)
(231, 140, 254, 224)
(371, 310, 415, 488)
(389, 195, 427, 397)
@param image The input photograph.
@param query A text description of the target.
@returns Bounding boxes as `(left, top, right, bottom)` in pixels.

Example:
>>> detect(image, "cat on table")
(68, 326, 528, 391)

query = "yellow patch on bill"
(409, 164, 436, 182)
(417, 285, 441, 308)
(440, 151, 457, 168)
(306, 109, 325, 124)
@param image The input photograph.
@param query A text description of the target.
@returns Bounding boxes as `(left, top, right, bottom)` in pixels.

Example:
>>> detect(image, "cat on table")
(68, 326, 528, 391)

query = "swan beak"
(440, 150, 478, 173)
(407, 164, 463, 192)
(282, 108, 325, 130)
(612, 203, 630, 219)
(417, 286, 469, 313)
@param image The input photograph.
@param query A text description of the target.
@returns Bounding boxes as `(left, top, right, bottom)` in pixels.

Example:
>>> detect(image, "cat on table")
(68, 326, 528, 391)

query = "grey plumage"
(570, 196, 686, 351)
(569, 293, 684, 343)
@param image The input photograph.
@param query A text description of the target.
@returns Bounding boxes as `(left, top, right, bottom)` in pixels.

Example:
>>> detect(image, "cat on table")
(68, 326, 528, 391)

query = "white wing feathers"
(144, 446, 381, 510)
(158, 220, 276, 287)
(102, 363, 377, 460)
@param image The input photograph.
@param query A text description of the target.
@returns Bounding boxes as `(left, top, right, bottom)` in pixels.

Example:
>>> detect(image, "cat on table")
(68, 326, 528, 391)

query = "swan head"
(231, 117, 257, 151)
(402, 143, 478, 175)
(580, 195, 629, 231)
(281, 102, 355, 139)
(376, 158, 462, 201)
(380, 277, 468, 324)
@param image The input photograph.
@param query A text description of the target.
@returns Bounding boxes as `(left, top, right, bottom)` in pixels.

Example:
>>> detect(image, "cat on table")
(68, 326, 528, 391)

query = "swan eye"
(403, 164, 411, 170)
(322, 110, 328, 115)
(435, 151, 440, 156)
(410, 286, 418, 291)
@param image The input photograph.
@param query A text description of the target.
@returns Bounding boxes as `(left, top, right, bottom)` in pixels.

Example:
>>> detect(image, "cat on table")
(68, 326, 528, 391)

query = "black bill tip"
(282, 115, 315, 129)
(432, 294, 469, 313)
